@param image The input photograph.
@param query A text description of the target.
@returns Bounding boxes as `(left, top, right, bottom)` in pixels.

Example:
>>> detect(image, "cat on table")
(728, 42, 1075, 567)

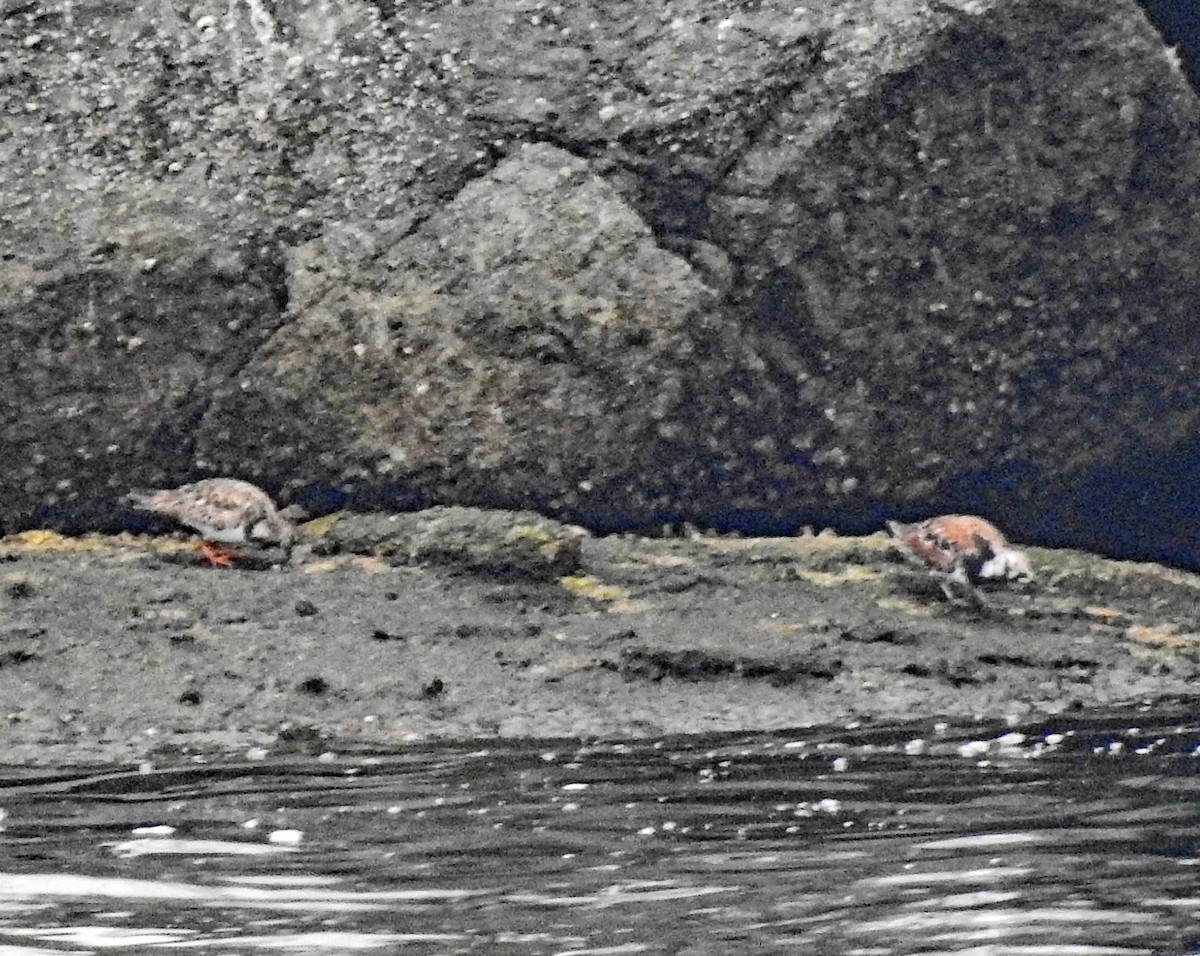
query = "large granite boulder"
(195, 144, 778, 521)
(2, 0, 1199, 564)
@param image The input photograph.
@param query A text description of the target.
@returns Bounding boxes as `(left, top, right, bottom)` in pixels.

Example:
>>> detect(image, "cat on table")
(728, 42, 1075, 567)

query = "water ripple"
(0, 707, 1198, 953)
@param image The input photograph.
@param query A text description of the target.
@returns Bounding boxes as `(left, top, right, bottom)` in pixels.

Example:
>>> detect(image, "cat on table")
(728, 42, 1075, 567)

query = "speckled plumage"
(887, 514, 1032, 603)
(124, 478, 295, 557)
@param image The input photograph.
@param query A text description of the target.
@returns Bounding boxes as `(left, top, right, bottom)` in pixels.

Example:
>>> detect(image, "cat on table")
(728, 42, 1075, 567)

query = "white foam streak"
(905, 947, 1151, 955)
(0, 945, 91, 956)
(509, 882, 739, 908)
(855, 907, 1159, 933)
(6, 928, 464, 951)
(0, 873, 483, 912)
(866, 866, 1033, 886)
(918, 832, 1042, 850)
(110, 838, 297, 858)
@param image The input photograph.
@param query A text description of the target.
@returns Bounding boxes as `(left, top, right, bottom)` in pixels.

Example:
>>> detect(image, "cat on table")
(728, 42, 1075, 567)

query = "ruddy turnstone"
(124, 478, 297, 567)
(886, 514, 1032, 604)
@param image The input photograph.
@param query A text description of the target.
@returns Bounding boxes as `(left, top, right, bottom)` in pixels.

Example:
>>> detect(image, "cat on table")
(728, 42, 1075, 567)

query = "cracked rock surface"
(0, 510, 1196, 765)
(2, 0, 1200, 563)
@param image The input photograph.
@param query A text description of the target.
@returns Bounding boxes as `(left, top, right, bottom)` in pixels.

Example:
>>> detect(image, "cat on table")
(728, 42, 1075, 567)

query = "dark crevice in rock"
(977, 653, 1036, 668)
(840, 624, 922, 646)
(1048, 658, 1102, 673)
(0, 648, 39, 667)
(709, 39, 830, 187)
(922, 661, 988, 687)
(618, 647, 841, 685)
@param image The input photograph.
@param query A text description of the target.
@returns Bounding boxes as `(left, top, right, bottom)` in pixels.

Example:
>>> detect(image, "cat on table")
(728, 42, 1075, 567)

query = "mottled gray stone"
(1, 0, 1198, 561)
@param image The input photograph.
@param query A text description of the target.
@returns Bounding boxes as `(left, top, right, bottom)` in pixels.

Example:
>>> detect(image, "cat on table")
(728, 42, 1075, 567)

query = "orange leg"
(198, 540, 239, 568)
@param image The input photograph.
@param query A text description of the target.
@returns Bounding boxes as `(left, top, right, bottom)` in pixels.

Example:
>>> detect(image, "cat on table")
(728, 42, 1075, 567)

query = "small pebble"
(5, 580, 34, 599)
(297, 676, 329, 696)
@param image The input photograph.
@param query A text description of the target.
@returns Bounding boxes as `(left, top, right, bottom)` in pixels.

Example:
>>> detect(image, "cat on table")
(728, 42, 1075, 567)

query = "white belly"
(197, 524, 248, 545)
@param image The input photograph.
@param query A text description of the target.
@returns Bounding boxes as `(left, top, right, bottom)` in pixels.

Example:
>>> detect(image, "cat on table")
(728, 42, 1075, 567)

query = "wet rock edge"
(0, 506, 1197, 765)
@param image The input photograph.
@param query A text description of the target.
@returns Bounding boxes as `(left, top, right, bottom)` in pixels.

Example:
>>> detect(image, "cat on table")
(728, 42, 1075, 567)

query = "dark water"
(2, 708, 1199, 955)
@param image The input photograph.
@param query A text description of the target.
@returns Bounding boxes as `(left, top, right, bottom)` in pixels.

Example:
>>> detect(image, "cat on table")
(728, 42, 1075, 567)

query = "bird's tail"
(123, 489, 160, 511)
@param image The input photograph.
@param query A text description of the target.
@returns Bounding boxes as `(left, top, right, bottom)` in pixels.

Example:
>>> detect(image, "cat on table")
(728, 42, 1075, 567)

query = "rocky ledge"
(0, 507, 1196, 764)
(5, 0, 1200, 566)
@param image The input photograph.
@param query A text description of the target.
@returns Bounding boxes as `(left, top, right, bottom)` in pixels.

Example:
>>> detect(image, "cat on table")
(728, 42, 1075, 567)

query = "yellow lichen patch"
(609, 599, 653, 615)
(5, 530, 66, 549)
(795, 566, 879, 586)
(1081, 605, 1126, 624)
(635, 553, 694, 568)
(537, 540, 572, 561)
(0, 530, 181, 554)
(560, 575, 630, 603)
(758, 620, 806, 635)
(2, 530, 104, 551)
(532, 656, 604, 680)
(350, 556, 391, 574)
(508, 525, 557, 545)
(1125, 624, 1200, 649)
(875, 597, 936, 616)
(297, 514, 342, 539)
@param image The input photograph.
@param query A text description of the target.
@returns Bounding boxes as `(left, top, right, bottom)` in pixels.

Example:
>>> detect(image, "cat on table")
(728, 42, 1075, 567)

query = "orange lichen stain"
(1081, 605, 1125, 624)
(795, 567, 878, 586)
(1125, 624, 1200, 648)
(875, 597, 936, 616)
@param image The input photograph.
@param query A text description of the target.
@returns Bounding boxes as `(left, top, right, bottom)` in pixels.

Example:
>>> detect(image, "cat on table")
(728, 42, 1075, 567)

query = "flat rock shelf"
(0, 507, 1196, 764)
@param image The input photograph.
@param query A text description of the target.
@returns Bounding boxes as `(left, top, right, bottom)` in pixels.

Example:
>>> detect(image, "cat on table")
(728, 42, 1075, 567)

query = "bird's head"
(978, 546, 1033, 583)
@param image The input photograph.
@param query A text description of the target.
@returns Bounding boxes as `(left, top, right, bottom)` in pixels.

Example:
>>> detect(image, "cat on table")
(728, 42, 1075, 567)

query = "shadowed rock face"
(0, 242, 288, 520)
(2, 0, 1200, 563)
(707, 0, 1200, 557)
(196, 145, 780, 520)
